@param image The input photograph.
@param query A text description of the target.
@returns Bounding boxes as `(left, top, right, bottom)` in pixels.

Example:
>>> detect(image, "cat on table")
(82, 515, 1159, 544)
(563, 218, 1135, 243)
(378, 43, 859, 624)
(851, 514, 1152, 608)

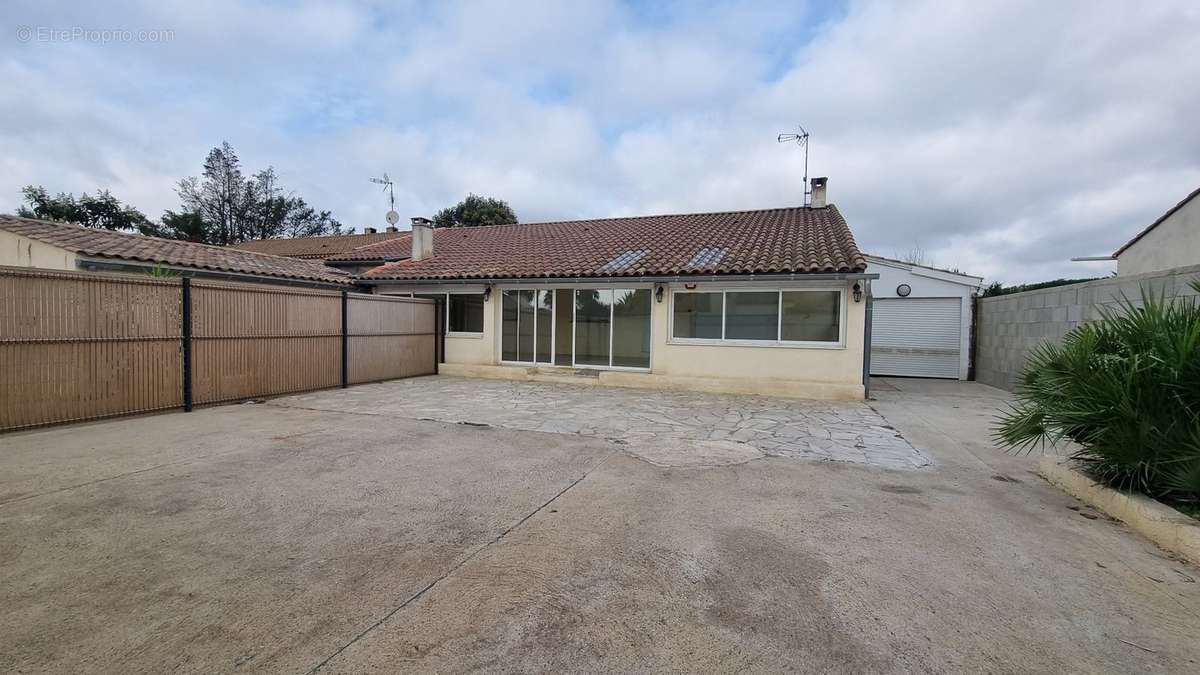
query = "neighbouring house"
(1114, 186, 1200, 276)
(0, 214, 351, 287)
(864, 255, 982, 380)
(338, 179, 877, 400)
(230, 227, 404, 260)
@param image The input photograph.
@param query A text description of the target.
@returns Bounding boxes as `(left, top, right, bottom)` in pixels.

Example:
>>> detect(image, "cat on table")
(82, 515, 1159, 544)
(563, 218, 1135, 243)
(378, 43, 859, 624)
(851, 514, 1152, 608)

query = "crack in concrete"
(0, 449, 250, 508)
(303, 455, 611, 674)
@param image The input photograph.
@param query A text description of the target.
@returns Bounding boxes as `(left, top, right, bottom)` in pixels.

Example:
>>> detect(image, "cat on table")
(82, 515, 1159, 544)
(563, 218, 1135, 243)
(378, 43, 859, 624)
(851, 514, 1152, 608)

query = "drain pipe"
(861, 279, 873, 400)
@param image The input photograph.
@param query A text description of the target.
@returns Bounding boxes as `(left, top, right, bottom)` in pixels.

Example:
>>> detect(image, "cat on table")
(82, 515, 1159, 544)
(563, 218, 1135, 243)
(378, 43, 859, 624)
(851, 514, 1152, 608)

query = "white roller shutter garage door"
(871, 298, 962, 379)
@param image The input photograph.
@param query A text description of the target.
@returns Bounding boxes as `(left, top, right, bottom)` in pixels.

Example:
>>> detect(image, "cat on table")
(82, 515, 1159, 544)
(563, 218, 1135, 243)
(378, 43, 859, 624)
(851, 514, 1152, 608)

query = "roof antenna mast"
(369, 173, 400, 227)
(777, 125, 811, 206)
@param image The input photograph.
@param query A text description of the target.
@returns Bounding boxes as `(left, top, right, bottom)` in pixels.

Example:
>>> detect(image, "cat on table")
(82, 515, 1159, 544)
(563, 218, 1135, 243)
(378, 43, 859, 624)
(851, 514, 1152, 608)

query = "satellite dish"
(386, 210, 400, 226)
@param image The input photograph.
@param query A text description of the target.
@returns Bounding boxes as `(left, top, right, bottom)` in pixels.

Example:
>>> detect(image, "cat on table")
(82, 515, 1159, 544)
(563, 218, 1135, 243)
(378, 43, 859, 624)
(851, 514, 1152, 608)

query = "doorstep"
(437, 363, 865, 401)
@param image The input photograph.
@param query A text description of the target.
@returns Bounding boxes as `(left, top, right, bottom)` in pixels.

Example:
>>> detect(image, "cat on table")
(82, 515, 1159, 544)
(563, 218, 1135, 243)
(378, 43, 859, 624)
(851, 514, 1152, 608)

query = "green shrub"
(994, 281, 1200, 507)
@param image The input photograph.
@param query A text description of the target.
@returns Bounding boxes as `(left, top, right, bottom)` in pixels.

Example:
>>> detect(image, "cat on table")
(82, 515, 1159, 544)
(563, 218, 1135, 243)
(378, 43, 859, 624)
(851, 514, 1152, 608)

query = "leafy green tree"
(16, 142, 342, 245)
(159, 210, 209, 242)
(177, 143, 342, 244)
(432, 194, 517, 228)
(17, 185, 156, 234)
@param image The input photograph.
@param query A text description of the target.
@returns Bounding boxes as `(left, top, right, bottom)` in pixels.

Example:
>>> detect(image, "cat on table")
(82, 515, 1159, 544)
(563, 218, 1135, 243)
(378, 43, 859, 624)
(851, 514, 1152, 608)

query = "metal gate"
(870, 298, 962, 379)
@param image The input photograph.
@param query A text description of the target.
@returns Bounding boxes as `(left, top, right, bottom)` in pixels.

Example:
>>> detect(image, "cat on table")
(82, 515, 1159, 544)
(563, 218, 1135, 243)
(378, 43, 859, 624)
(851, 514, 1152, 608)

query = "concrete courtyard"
(2, 376, 1198, 673)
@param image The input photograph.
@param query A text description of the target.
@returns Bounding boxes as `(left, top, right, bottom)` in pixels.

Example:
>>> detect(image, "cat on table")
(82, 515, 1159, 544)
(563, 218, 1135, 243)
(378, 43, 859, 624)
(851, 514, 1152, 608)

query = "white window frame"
(498, 288, 556, 365)
(495, 285, 653, 372)
(399, 291, 486, 338)
(668, 285, 847, 349)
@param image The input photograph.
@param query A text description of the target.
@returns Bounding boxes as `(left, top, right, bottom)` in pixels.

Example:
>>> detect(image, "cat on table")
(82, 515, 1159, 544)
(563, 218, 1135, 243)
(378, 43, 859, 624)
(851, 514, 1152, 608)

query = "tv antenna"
(369, 173, 399, 226)
(777, 125, 811, 206)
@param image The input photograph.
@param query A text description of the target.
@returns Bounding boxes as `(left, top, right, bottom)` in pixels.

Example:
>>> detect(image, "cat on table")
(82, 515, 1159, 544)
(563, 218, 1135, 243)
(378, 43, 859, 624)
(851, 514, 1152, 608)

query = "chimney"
(385, 226, 398, 233)
(411, 217, 434, 261)
(363, 227, 377, 234)
(810, 177, 828, 208)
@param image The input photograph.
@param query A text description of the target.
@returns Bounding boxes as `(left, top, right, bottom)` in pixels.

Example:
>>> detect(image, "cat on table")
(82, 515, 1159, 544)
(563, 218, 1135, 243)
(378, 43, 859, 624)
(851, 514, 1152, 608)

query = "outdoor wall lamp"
(852, 282, 863, 303)
(483, 286, 492, 302)
(655, 285, 664, 303)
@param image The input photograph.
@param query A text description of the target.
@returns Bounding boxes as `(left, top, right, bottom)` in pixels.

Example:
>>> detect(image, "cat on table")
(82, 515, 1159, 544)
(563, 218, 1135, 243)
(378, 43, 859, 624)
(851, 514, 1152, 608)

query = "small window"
(781, 291, 840, 343)
(673, 292, 723, 339)
(448, 294, 485, 333)
(724, 291, 778, 340)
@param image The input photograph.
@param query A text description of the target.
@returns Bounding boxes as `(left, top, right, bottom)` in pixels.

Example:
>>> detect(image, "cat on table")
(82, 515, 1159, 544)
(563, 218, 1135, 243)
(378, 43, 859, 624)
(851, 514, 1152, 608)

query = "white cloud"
(1, 0, 1198, 283)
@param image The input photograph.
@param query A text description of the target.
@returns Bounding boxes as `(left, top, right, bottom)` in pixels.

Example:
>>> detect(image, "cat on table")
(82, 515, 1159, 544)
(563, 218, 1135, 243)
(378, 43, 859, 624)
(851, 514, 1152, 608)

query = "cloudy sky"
(3, 1, 1199, 283)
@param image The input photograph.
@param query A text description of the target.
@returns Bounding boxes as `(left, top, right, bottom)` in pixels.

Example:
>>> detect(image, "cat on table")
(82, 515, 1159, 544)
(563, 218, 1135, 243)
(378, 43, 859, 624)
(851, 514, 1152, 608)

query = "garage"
(866, 256, 982, 380)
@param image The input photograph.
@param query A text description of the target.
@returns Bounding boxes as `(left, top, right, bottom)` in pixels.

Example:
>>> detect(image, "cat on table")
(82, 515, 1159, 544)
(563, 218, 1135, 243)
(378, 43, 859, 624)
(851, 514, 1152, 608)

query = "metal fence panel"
(0, 267, 182, 430)
(346, 294, 437, 384)
(0, 266, 438, 432)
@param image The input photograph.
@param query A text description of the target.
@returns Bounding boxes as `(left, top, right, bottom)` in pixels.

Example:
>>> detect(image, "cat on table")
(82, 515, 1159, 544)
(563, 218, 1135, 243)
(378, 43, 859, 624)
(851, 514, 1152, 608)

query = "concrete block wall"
(974, 264, 1200, 391)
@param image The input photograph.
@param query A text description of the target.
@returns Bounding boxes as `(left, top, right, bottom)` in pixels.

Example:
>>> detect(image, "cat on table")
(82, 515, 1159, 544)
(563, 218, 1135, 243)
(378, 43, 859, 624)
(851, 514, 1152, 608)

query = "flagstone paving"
(271, 376, 930, 470)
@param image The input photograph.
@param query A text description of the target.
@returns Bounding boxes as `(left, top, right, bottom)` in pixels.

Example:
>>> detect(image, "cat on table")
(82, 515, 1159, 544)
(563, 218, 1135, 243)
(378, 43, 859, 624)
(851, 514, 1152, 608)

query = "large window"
(781, 291, 840, 342)
(671, 289, 843, 345)
(672, 292, 723, 339)
(449, 294, 484, 333)
(501, 287, 651, 369)
(725, 291, 778, 340)
(415, 292, 485, 335)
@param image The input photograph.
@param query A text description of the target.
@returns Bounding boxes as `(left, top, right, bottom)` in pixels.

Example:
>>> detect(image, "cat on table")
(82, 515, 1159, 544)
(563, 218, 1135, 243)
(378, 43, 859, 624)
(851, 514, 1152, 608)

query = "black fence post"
(181, 277, 193, 412)
(433, 297, 442, 374)
(341, 289, 349, 388)
(861, 280, 873, 400)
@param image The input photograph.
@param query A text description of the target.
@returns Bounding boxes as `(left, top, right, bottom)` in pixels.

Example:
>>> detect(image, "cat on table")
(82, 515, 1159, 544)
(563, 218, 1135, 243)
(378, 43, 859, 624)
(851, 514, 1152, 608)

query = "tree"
(17, 185, 156, 235)
(432, 194, 517, 228)
(159, 210, 209, 242)
(176, 143, 342, 244)
(16, 142, 343, 245)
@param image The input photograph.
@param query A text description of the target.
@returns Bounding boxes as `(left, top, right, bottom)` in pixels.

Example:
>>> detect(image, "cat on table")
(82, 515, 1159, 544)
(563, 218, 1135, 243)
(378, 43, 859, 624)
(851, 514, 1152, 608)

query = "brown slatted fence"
(0, 267, 183, 430)
(190, 281, 343, 405)
(0, 266, 437, 432)
(347, 293, 437, 384)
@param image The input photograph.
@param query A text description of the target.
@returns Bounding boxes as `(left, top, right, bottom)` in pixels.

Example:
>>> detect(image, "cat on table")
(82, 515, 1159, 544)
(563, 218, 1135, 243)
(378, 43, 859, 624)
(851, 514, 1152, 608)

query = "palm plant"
(995, 280, 1200, 507)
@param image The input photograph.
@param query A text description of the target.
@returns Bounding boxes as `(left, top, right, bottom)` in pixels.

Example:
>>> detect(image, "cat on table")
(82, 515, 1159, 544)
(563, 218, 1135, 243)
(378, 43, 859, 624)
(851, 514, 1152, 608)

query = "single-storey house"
(1113, 185, 1200, 276)
(865, 255, 982, 380)
(0, 214, 351, 288)
(337, 181, 876, 400)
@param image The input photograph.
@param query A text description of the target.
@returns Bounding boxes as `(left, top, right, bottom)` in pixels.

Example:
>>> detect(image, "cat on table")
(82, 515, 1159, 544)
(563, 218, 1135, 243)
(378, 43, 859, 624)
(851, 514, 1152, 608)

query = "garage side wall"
(974, 264, 1200, 390)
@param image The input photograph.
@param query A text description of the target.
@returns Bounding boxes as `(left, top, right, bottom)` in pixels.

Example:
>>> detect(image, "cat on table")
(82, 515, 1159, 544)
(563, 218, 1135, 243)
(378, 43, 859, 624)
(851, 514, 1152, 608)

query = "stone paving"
(271, 376, 931, 470)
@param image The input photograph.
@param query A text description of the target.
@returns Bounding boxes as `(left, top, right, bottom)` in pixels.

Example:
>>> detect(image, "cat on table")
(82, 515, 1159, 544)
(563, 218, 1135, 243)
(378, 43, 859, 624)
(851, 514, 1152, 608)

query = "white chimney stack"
(810, 176, 828, 208)
(411, 217, 434, 261)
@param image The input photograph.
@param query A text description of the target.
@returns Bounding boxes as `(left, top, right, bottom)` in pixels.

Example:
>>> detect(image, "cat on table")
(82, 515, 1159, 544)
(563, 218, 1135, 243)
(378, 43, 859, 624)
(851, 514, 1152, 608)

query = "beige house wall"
(378, 279, 867, 400)
(0, 231, 76, 270)
(652, 280, 865, 392)
(1117, 195, 1200, 275)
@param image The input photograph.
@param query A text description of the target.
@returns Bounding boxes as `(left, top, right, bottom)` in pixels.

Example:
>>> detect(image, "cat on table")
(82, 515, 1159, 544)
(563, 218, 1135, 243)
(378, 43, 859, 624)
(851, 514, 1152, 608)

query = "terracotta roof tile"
(0, 214, 351, 284)
(355, 205, 867, 281)
(230, 231, 403, 259)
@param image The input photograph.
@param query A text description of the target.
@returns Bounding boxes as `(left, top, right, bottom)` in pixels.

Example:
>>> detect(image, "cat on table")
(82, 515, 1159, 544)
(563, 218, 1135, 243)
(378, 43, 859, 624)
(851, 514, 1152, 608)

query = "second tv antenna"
(777, 125, 811, 206)
(369, 173, 399, 226)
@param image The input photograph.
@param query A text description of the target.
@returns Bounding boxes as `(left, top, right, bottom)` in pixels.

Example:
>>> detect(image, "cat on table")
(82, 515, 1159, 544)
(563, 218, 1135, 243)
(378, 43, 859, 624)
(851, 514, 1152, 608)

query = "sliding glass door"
(501, 287, 651, 370)
(502, 289, 553, 364)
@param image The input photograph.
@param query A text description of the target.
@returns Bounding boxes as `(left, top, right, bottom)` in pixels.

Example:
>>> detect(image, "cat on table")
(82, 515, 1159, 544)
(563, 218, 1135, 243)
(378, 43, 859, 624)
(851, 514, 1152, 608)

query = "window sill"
(667, 338, 845, 350)
(446, 332, 484, 339)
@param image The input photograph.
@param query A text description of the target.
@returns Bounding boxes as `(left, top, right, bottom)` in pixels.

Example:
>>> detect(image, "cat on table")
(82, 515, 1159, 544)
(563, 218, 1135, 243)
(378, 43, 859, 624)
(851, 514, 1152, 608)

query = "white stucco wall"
(1117, 194, 1200, 276)
(0, 231, 76, 270)
(865, 257, 981, 380)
